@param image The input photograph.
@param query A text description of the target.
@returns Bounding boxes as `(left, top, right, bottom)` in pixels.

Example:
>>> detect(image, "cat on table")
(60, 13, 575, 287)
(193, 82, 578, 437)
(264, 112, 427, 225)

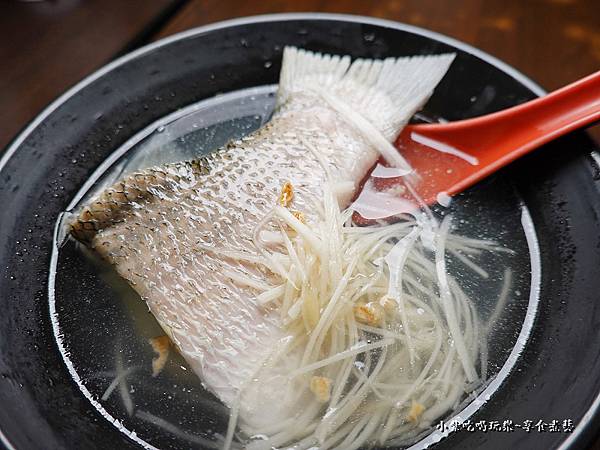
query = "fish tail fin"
(277, 47, 455, 169)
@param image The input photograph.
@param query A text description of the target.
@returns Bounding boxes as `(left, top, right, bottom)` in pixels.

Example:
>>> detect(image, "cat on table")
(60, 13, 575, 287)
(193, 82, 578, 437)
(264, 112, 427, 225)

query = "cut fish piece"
(70, 46, 455, 432)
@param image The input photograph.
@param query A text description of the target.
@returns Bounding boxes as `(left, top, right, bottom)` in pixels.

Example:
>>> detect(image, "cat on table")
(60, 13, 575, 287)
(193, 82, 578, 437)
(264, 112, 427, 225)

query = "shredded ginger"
(223, 182, 508, 450)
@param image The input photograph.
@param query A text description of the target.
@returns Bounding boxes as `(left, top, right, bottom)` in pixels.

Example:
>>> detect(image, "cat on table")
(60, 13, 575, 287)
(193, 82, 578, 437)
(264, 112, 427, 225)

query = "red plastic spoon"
(372, 70, 600, 207)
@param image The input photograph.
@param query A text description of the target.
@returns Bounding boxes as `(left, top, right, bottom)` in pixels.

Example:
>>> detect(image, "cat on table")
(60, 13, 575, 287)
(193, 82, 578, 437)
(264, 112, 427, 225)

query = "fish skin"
(71, 104, 379, 426)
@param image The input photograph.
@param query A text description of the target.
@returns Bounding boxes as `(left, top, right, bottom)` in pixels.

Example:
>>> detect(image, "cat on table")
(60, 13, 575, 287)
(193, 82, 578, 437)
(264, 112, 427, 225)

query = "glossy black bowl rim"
(2, 12, 595, 450)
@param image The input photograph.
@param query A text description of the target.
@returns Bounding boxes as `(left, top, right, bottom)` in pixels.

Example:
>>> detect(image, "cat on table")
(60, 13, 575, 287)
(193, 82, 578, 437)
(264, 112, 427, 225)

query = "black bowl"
(1, 13, 600, 450)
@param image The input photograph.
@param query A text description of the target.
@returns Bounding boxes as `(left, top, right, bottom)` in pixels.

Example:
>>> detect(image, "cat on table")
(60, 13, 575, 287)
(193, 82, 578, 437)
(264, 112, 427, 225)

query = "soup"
(50, 84, 538, 449)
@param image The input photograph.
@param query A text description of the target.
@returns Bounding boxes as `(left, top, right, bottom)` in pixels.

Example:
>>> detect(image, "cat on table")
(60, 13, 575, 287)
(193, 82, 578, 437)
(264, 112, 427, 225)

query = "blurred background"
(1, 0, 599, 152)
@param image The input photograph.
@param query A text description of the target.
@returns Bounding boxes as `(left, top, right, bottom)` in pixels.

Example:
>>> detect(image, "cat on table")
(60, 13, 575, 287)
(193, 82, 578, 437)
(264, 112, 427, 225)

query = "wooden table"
(1, 0, 599, 152)
(1, 0, 600, 447)
(157, 0, 600, 145)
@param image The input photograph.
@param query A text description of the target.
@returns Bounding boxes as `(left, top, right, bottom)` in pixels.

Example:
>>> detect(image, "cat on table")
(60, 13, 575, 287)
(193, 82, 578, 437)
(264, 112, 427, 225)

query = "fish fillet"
(71, 47, 455, 432)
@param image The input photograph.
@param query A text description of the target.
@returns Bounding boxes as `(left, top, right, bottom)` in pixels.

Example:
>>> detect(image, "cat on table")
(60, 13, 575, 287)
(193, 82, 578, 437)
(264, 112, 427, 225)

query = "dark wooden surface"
(1, 0, 599, 152)
(0, 0, 182, 150)
(1, 0, 600, 447)
(157, 0, 600, 92)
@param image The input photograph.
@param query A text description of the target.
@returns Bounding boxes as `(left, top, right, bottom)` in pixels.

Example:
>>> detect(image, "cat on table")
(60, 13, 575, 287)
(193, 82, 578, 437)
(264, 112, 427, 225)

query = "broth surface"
(50, 86, 539, 449)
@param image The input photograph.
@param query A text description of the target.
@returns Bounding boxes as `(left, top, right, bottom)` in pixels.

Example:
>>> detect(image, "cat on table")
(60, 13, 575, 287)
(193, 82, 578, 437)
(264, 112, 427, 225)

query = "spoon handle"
(395, 70, 600, 204)
(410, 69, 600, 163)
(488, 69, 600, 145)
